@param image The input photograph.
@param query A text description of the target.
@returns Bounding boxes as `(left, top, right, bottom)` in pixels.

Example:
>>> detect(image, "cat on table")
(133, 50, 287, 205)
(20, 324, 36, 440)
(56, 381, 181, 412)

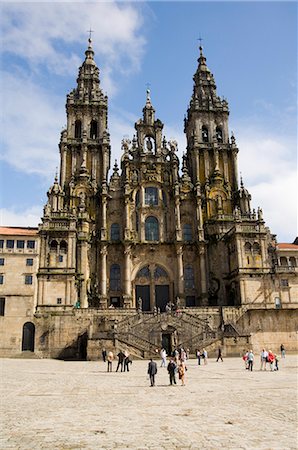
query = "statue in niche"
(216, 195, 223, 213)
(145, 137, 154, 153)
(132, 170, 138, 183)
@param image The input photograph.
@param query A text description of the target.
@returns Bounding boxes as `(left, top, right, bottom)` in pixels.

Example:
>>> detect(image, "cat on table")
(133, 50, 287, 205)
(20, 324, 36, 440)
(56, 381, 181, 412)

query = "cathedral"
(1, 39, 297, 358)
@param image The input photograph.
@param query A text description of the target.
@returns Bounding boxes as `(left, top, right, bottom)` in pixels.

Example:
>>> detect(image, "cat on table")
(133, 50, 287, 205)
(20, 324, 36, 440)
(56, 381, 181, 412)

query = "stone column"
(174, 186, 182, 240)
(176, 245, 184, 299)
(37, 278, 44, 306)
(99, 245, 107, 309)
(79, 240, 89, 309)
(123, 246, 132, 308)
(124, 197, 130, 240)
(232, 149, 239, 188)
(199, 246, 208, 305)
(60, 145, 67, 187)
(101, 195, 107, 240)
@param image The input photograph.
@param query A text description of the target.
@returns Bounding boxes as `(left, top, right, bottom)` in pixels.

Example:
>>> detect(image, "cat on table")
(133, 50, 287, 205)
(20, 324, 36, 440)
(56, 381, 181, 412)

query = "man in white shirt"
(160, 348, 167, 367)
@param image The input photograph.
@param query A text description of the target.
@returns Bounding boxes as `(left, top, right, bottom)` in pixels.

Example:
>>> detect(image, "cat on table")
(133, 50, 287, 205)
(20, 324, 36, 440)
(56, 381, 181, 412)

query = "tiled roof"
(277, 243, 298, 250)
(0, 227, 38, 236)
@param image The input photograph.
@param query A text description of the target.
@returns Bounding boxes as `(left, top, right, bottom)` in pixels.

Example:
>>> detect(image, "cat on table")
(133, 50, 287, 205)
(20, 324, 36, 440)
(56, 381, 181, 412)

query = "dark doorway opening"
(162, 333, 172, 356)
(155, 285, 169, 312)
(186, 296, 196, 307)
(22, 322, 35, 352)
(135, 285, 150, 311)
(78, 332, 87, 360)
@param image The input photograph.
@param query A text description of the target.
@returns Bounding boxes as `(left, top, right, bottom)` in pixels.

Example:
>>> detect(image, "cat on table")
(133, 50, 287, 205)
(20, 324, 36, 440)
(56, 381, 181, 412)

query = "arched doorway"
(135, 265, 170, 312)
(22, 322, 35, 352)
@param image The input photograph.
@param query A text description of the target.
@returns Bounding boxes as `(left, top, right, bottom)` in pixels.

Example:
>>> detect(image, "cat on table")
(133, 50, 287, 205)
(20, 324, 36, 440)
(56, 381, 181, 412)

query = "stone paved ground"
(0, 355, 297, 450)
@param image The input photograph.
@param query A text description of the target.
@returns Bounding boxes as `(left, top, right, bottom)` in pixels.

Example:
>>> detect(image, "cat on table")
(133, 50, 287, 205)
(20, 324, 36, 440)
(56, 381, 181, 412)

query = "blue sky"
(0, 1, 297, 242)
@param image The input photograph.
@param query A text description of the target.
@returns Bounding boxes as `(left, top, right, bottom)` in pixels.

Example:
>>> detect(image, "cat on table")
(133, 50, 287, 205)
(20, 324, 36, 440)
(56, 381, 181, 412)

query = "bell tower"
(184, 46, 238, 221)
(37, 39, 111, 310)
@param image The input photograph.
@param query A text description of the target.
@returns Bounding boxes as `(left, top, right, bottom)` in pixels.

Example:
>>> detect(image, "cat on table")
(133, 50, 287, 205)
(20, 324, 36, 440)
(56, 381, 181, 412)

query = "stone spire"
(142, 88, 155, 126)
(190, 45, 229, 113)
(73, 38, 103, 101)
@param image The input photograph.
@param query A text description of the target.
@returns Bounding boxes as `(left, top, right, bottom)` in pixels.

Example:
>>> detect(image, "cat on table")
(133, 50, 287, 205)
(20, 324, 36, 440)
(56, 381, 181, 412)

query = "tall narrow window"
(26, 258, 33, 266)
(183, 224, 192, 242)
(50, 240, 58, 252)
(90, 120, 98, 139)
(145, 187, 158, 206)
(0, 240, 3, 249)
(135, 190, 140, 207)
(27, 240, 35, 249)
(60, 241, 67, 253)
(184, 266, 195, 289)
(0, 275, 3, 285)
(0, 258, 4, 266)
(0, 298, 5, 316)
(202, 126, 209, 143)
(111, 223, 120, 241)
(75, 120, 82, 138)
(25, 275, 33, 285)
(110, 264, 121, 291)
(6, 240, 14, 249)
(145, 216, 159, 241)
(17, 240, 24, 249)
(216, 126, 223, 142)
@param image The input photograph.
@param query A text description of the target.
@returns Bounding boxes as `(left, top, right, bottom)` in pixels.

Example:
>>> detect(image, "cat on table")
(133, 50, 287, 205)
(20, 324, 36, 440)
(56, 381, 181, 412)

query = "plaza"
(1, 355, 297, 449)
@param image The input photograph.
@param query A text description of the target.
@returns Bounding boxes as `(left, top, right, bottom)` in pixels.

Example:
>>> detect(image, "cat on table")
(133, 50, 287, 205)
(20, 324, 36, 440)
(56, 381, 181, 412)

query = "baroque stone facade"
(0, 40, 297, 358)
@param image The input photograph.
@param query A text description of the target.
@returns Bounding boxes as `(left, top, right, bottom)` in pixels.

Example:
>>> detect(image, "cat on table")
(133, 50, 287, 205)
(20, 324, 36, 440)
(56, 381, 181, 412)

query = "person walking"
(267, 350, 275, 371)
(280, 344, 286, 358)
(247, 349, 254, 371)
(107, 351, 114, 372)
(178, 361, 186, 386)
(102, 347, 107, 363)
(160, 348, 167, 367)
(124, 352, 132, 372)
(216, 347, 223, 362)
(147, 358, 158, 387)
(196, 349, 201, 365)
(116, 350, 125, 372)
(167, 358, 177, 385)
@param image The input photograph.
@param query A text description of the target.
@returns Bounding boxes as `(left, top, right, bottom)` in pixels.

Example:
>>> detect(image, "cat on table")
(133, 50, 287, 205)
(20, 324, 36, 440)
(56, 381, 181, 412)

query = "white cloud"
(0, 205, 42, 228)
(235, 125, 297, 242)
(1, 2, 146, 95)
(0, 71, 62, 177)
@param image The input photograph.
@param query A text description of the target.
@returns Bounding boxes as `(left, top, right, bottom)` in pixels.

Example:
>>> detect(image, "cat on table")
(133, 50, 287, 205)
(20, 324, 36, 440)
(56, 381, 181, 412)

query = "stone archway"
(134, 264, 171, 312)
(22, 322, 35, 352)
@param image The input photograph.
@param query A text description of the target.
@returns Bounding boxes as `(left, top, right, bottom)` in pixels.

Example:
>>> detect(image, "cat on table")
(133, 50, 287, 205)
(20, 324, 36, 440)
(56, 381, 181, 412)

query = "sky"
(0, 1, 297, 243)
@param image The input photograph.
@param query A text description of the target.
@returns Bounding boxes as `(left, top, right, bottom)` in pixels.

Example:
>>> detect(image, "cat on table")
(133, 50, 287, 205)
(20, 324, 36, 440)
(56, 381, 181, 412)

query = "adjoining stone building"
(1, 40, 297, 358)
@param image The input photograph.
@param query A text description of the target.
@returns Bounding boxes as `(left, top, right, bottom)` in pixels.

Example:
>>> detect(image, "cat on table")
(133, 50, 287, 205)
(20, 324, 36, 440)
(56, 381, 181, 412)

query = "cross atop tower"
(87, 28, 94, 40)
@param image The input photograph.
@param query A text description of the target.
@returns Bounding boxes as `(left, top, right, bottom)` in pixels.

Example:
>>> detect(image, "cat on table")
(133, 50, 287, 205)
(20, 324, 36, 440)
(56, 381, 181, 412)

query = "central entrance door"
(135, 285, 150, 311)
(155, 285, 169, 312)
(161, 333, 172, 355)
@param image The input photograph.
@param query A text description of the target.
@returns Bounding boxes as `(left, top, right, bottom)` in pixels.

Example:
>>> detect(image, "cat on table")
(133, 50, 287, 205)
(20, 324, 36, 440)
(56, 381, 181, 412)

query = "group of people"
(148, 347, 188, 387)
(195, 348, 210, 365)
(242, 345, 285, 372)
(102, 348, 132, 372)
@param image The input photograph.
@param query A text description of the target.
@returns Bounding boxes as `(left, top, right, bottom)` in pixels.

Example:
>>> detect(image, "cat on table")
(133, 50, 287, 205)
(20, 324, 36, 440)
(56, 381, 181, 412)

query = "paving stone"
(1, 356, 297, 449)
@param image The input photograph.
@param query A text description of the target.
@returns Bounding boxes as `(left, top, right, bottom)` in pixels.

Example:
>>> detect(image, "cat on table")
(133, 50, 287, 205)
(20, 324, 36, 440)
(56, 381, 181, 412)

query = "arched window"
(111, 223, 120, 241)
(216, 126, 223, 142)
(202, 126, 209, 143)
(280, 256, 288, 267)
(60, 241, 67, 253)
(74, 120, 82, 138)
(184, 266, 195, 289)
(145, 216, 159, 241)
(135, 190, 140, 207)
(154, 266, 168, 280)
(145, 187, 158, 206)
(50, 240, 58, 251)
(244, 242, 252, 253)
(252, 242, 261, 254)
(183, 224, 192, 242)
(289, 257, 297, 267)
(137, 266, 150, 278)
(110, 264, 121, 291)
(90, 120, 98, 139)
